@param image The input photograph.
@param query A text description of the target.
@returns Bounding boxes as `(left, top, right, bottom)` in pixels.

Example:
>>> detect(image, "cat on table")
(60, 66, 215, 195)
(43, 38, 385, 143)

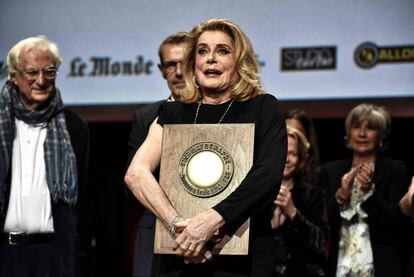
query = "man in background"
(126, 31, 190, 277)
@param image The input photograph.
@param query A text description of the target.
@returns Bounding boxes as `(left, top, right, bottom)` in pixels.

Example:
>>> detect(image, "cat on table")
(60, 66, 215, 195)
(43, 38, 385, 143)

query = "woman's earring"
(193, 75, 200, 89)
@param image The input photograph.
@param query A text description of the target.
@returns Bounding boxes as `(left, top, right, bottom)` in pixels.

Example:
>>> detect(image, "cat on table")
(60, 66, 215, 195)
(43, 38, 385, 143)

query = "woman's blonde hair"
(180, 18, 264, 103)
(7, 36, 62, 80)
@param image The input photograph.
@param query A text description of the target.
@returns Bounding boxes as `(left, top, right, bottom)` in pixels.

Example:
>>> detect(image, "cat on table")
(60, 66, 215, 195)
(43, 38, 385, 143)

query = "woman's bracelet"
(167, 214, 182, 238)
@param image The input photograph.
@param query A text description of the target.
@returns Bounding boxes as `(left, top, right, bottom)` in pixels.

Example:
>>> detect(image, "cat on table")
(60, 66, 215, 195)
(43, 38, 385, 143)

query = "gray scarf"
(0, 81, 78, 214)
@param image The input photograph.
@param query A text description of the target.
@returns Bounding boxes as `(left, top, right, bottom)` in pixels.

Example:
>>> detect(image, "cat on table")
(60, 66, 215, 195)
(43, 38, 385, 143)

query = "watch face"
(179, 142, 234, 198)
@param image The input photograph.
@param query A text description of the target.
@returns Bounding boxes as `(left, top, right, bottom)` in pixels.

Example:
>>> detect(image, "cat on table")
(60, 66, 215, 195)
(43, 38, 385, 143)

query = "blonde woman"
(271, 125, 328, 277)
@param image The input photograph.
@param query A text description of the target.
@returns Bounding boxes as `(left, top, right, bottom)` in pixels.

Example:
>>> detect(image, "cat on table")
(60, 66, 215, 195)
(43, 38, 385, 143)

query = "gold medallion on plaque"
(178, 142, 234, 198)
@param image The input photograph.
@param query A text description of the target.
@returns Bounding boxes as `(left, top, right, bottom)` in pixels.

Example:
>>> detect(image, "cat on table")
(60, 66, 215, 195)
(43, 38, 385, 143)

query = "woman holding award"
(125, 18, 287, 277)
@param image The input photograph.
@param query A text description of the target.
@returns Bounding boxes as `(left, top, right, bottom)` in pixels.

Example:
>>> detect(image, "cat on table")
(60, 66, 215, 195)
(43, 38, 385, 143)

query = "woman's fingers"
(173, 209, 224, 259)
(276, 186, 291, 207)
(173, 239, 191, 256)
(173, 223, 208, 257)
(409, 177, 414, 194)
(183, 249, 213, 264)
(355, 163, 374, 191)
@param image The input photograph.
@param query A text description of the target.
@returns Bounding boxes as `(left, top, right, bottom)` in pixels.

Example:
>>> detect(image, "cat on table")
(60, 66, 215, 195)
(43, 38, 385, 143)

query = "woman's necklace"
(193, 99, 235, 124)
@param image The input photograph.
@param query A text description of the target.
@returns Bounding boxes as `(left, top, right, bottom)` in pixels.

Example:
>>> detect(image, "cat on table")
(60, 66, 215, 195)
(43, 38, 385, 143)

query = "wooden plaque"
(154, 124, 254, 255)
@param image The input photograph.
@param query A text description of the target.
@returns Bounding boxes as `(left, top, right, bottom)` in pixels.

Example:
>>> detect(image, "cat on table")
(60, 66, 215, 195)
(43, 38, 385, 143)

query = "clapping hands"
(354, 163, 374, 192)
(271, 184, 297, 229)
(337, 163, 374, 203)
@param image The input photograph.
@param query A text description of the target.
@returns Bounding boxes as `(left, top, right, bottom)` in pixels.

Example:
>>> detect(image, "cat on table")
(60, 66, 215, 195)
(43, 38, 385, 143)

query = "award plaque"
(154, 124, 254, 255)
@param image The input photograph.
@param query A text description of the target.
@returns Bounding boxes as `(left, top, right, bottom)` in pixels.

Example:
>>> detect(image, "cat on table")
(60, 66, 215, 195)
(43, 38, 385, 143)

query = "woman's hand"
(271, 205, 286, 229)
(275, 184, 297, 220)
(173, 209, 224, 258)
(400, 176, 414, 216)
(409, 176, 414, 195)
(183, 249, 213, 264)
(337, 167, 357, 202)
(355, 162, 374, 192)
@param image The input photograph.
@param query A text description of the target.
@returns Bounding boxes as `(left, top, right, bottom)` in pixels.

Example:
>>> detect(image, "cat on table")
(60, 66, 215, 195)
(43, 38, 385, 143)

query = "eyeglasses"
(20, 68, 58, 81)
(162, 61, 182, 74)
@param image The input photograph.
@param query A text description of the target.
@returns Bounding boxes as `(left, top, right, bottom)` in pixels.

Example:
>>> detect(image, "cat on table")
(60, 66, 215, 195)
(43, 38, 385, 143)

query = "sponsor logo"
(354, 42, 414, 69)
(281, 46, 336, 71)
(68, 55, 154, 77)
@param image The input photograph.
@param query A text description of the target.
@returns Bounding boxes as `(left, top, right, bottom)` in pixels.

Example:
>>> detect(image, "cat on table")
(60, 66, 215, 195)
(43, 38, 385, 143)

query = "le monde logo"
(354, 42, 414, 69)
(0, 56, 155, 80)
(68, 55, 154, 77)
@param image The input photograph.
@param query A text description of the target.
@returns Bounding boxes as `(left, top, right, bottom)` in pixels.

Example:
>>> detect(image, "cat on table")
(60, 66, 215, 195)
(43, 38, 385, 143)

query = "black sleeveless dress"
(153, 94, 287, 277)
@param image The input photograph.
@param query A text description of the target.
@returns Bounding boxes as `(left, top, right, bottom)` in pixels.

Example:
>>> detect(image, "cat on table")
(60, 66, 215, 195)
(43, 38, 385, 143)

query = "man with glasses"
(126, 31, 190, 277)
(0, 36, 89, 277)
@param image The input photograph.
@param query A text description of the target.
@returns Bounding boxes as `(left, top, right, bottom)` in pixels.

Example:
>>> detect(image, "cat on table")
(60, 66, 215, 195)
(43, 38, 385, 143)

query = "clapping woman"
(318, 103, 408, 277)
(271, 125, 328, 277)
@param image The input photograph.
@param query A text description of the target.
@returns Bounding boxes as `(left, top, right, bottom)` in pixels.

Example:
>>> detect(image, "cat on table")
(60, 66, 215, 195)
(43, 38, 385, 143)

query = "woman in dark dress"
(125, 19, 287, 277)
(271, 125, 328, 277)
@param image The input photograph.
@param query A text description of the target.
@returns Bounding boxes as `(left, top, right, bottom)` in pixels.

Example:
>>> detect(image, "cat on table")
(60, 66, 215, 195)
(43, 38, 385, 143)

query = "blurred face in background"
(348, 120, 380, 157)
(158, 43, 186, 99)
(283, 135, 299, 179)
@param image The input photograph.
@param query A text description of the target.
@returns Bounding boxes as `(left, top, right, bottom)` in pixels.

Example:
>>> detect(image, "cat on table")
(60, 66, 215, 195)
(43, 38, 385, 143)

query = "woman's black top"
(154, 94, 287, 277)
(272, 182, 328, 277)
